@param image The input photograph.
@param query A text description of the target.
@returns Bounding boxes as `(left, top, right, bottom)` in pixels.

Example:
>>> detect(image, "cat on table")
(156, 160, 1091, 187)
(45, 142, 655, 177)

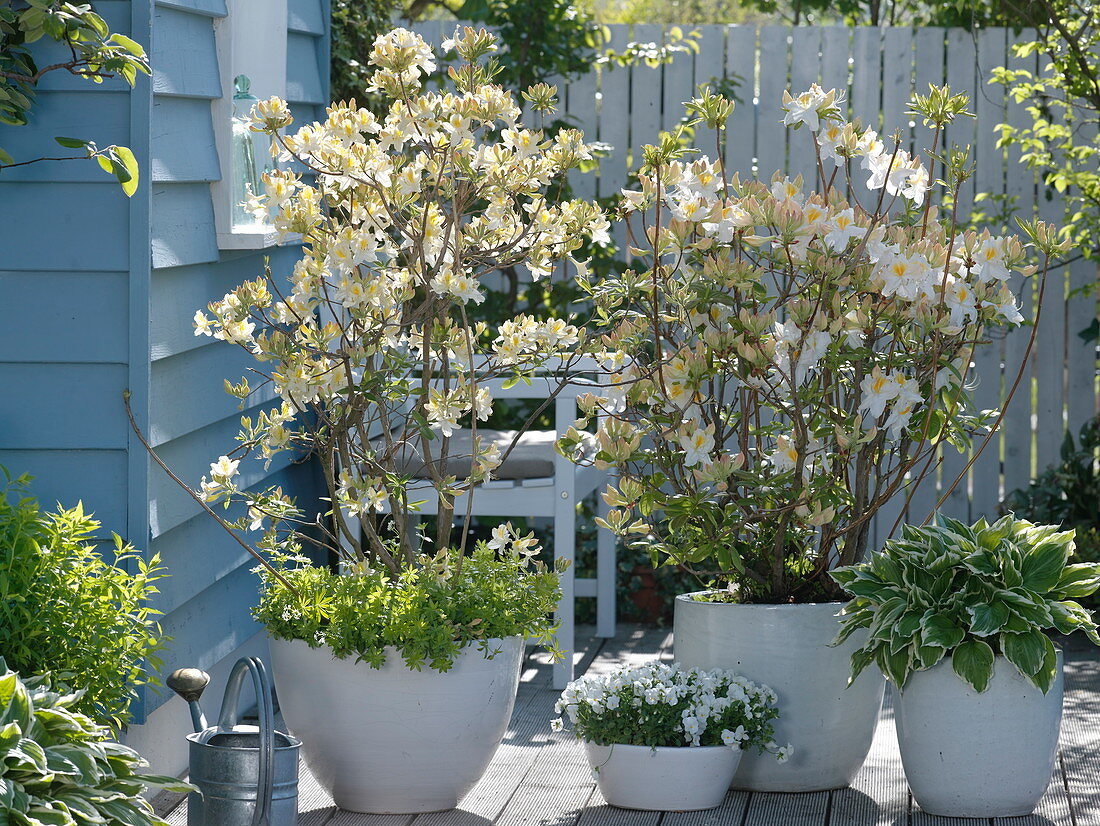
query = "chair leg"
(595, 490, 617, 639)
(553, 487, 576, 689)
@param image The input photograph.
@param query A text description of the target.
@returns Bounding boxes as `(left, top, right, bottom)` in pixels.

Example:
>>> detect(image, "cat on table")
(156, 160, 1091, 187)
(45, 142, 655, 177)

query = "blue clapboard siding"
(149, 246, 302, 361)
(0, 92, 131, 182)
(151, 97, 220, 183)
(0, 450, 129, 532)
(142, 0, 329, 716)
(151, 463, 309, 614)
(0, 0, 136, 551)
(0, 183, 130, 272)
(151, 182, 219, 267)
(151, 5, 222, 99)
(0, 272, 128, 363)
(0, 364, 129, 450)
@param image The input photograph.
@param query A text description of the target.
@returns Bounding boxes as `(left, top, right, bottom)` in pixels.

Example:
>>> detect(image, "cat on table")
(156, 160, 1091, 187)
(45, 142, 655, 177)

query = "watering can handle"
(217, 657, 275, 826)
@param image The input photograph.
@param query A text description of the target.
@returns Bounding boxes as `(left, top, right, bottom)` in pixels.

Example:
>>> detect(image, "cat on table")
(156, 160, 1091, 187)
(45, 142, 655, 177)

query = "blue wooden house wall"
(0, 0, 329, 762)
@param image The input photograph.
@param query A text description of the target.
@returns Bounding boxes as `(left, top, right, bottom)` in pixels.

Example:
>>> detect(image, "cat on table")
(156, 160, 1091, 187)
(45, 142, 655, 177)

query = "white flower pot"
(674, 595, 885, 791)
(895, 652, 1064, 818)
(585, 742, 742, 810)
(269, 636, 523, 813)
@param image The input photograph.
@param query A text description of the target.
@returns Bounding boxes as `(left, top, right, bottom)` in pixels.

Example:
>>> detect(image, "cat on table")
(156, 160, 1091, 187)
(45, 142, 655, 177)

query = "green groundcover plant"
(552, 660, 789, 757)
(0, 660, 193, 826)
(0, 472, 166, 730)
(255, 540, 561, 669)
(832, 514, 1100, 694)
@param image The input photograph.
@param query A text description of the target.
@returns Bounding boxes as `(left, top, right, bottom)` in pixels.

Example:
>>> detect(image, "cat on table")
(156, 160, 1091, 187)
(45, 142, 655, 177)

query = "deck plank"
(1058, 647, 1100, 826)
(743, 791, 829, 826)
(661, 793, 751, 825)
(831, 691, 908, 826)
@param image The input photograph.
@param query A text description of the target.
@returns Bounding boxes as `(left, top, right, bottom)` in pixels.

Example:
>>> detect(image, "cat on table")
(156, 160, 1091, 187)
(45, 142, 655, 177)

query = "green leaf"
(110, 145, 139, 197)
(1055, 563, 1100, 599)
(53, 136, 88, 149)
(921, 612, 966, 649)
(1032, 635, 1059, 694)
(951, 638, 995, 692)
(1002, 630, 1049, 677)
(1020, 540, 1070, 593)
(967, 600, 1009, 636)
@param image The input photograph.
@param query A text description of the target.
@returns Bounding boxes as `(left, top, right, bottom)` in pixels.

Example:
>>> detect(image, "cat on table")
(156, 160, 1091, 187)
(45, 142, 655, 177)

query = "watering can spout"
(167, 668, 211, 733)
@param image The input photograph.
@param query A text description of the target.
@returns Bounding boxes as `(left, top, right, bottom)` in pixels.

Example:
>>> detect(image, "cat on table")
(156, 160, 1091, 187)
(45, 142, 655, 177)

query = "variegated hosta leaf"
(0, 662, 193, 826)
(831, 513, 1100, 692)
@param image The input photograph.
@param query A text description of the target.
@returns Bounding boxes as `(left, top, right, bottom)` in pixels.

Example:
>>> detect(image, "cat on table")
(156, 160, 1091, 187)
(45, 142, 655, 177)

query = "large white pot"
(895, 652, 1064, 818)
(269, 636, 523, 813)
(585, 742, 741, 811)
(674, 595, 885, 792)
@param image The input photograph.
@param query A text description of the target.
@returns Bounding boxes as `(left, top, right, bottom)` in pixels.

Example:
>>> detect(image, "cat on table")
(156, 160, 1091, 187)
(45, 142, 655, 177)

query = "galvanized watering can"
(167, 657, 301, 826)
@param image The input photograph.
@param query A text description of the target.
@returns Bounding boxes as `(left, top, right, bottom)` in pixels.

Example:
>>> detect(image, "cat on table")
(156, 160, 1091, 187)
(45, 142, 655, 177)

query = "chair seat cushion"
(371, 429, 557, 481)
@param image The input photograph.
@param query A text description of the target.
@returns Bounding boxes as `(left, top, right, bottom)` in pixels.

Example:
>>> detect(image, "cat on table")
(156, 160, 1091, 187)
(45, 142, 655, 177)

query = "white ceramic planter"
(585, 742, 741, 810)
(269, 636, 523, 813)
(895, 652, 1064, 818)
(674, 595, 885, 791)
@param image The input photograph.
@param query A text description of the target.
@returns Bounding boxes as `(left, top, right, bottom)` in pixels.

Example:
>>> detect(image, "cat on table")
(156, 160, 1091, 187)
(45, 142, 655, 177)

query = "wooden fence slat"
(1001, 29, 1040, 500)
(725, 25, 757, 178)
(850, 27, 880, 130)
(880, 27, 914, 152)
(662, 26, 695, 134)
(566, 62, 599, 201)
(787, 27, 822, 185)
(599, 26, 631, 263)
(692, 24, 726, 158)
(1034, 44, 1068, 480)
(756, 26, 789, 182)
(630, 24, 663, 169)
(969, 27, 1009, 522)
(912, 27, 945, 159)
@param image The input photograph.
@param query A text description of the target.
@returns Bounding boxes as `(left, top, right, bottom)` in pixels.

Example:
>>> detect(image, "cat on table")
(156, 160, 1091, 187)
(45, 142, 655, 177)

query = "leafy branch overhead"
(0, 1, 148, 195)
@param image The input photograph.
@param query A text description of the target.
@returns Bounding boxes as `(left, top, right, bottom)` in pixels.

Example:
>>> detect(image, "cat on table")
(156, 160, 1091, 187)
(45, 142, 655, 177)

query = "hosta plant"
(831, 514, 1100, 693)
(552, 660, 789, 757)
(0, 660, 192, 826)
(179, 27, 609, 660)
(563, 84, 1066, 603)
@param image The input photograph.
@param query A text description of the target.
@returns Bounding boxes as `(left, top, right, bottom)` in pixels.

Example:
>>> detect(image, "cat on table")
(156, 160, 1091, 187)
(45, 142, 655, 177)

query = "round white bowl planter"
(585, 742, 741, 811)
(674, 595, 885, 791)
(269, 636, 523, 814)
(895, 652, 1064, 818)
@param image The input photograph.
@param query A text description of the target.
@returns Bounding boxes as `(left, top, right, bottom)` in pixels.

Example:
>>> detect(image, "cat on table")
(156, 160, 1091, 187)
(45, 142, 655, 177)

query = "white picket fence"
(413, 22, 1099, 546)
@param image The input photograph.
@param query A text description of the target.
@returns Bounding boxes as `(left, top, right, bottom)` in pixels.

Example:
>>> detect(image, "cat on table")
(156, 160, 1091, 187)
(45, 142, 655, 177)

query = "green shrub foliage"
(832, 514, 1100, 694)
(0, 473, 167, 729)
(255, 544, 562, 670)
(1003, 416, 1100, 579)
(0, 660, 192, 826)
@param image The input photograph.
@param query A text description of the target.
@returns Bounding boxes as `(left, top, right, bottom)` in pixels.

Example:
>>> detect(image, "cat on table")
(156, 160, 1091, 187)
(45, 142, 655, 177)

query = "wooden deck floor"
(164, 626, 1100, 826)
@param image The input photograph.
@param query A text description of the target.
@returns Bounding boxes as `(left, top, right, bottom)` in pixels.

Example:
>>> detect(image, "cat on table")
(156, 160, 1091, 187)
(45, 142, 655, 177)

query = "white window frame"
(211, 0, 289, 249)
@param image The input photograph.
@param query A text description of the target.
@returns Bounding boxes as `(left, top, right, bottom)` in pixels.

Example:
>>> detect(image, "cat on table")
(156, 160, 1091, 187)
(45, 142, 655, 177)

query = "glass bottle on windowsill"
(231, 74, 275, 231)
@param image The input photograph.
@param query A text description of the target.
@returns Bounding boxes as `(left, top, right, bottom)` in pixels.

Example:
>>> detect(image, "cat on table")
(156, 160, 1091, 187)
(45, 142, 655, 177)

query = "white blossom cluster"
(552, 661, 790, 759)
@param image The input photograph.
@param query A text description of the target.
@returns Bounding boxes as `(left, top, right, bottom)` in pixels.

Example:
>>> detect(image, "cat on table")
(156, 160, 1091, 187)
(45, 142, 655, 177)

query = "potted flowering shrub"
(183, 27, 609, 814)
(553, 661, 788, 810)
(832, 514, 1100, 817)
(561, 84, 1065, 790)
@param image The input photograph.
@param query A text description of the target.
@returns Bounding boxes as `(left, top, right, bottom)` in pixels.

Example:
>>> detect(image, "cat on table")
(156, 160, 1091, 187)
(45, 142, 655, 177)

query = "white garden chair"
(349, 357, 617, 688)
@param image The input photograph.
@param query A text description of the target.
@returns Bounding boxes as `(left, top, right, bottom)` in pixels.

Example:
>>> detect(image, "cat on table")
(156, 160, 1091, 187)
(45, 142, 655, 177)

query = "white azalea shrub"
(564, 84, 1066, 603)
(553, 661, 789, 757)
(194, 26, 607, 576)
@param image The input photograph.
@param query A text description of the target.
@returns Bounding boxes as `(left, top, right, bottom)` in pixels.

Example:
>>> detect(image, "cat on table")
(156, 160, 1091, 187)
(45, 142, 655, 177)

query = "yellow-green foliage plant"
(0, 472, 166, 730)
